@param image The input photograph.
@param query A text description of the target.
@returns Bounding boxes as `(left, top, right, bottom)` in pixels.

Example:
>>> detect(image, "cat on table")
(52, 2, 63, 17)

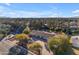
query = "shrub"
(15, 33, 30, 40)
(48, 33, 71, 55)
(28, 41, 42, 55)
(23, 26, 31, 34)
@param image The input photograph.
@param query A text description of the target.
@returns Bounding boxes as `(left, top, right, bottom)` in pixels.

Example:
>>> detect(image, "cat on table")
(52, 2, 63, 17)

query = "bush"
(0, 34, 4, 38)
(28, 42, 42, 55)
(23, 26, 31, 34)
(48, 33, 71, 55)
(15, 33, 30, 40)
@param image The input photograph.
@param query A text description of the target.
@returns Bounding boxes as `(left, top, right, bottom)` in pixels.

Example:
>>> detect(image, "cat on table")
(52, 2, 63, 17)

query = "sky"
(0, 3, 79, 18)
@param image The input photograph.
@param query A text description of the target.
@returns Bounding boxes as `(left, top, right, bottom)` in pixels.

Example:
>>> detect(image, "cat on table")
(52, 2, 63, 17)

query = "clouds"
(5, 3, 11, 6)
(72, 10, 79, 13)
(0, 3, 79, 18)
(0, 5, 63, 18)
(72, 9, 79, 16)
